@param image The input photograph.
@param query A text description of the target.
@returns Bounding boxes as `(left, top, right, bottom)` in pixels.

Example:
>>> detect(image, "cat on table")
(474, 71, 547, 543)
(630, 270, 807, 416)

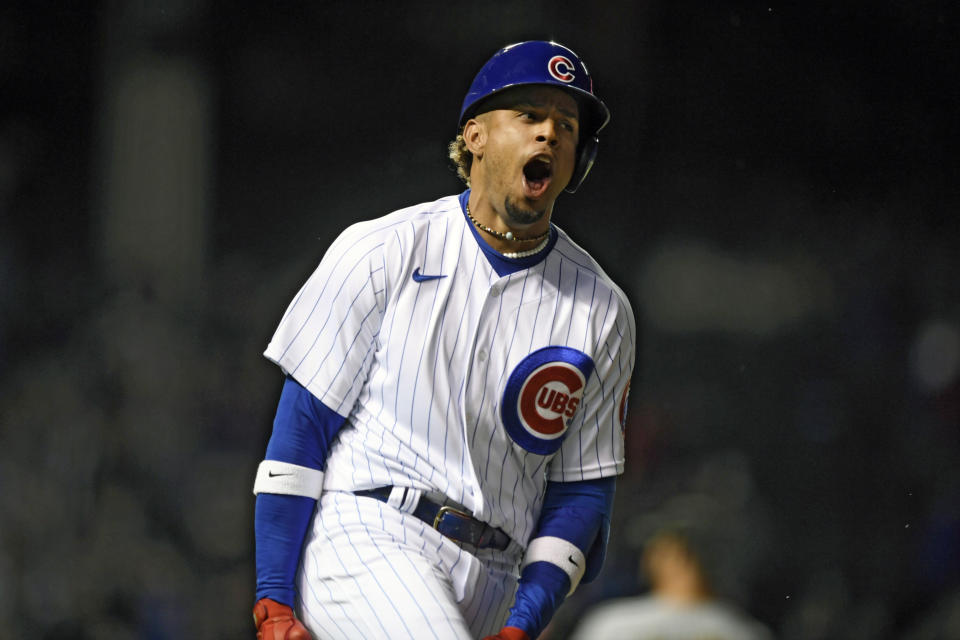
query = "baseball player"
(251, 40, 635, 640)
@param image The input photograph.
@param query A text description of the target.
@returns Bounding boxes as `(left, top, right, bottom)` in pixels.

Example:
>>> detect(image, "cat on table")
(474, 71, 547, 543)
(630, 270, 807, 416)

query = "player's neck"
(465, 193, 552, 255)
(653, 576, 712, 605)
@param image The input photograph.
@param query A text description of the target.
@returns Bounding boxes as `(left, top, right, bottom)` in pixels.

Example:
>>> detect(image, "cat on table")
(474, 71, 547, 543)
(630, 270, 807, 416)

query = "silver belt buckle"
(432, 504, 472, 530)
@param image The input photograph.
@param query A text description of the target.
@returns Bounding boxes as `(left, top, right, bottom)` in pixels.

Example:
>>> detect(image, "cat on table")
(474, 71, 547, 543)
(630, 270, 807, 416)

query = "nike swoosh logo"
(268, 471, 292, 478)
(568, 555, 579, 567)
(412, 267, 447, 283)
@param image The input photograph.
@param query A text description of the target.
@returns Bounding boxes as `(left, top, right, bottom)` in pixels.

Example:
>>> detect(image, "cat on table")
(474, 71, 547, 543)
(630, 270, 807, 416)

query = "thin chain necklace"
(465, 202, 550, 244)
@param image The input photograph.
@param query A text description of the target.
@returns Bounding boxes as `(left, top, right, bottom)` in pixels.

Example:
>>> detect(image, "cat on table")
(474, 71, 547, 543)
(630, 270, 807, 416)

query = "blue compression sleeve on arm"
(255, 376, 347, 605)
(505, 477, 616, 637)
(541, 475, 616, 584)
(264, 376, 347, 468)
(255, 493, 315, 605)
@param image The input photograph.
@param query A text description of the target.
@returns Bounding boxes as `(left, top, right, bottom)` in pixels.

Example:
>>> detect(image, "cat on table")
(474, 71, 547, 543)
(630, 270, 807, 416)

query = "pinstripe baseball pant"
(295, 491, 523, 639)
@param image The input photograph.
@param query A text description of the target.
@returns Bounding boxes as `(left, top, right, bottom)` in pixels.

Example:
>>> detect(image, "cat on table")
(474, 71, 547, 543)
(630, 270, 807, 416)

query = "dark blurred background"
(1, 2, 958, 639)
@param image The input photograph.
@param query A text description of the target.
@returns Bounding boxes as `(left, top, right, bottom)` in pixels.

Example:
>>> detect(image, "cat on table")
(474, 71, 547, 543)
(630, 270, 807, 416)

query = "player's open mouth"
(522, 156, 553, 199)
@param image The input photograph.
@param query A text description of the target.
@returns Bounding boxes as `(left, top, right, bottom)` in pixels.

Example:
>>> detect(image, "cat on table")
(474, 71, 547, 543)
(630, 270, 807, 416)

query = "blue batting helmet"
(459, 41, 610, 193)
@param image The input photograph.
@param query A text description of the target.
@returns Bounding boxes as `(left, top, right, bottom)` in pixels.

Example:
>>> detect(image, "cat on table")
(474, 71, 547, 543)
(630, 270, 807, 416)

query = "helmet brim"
(459, 82, 610, 139)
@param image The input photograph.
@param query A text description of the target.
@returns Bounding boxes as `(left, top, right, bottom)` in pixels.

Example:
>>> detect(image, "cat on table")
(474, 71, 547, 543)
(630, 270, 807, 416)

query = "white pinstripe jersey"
(265, 192, 635, 546)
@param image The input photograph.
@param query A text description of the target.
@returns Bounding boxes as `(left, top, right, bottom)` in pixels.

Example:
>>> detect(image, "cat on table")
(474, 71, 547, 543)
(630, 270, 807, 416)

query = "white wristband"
(521, 536, 587, 596)
(252, 460, 324, 499)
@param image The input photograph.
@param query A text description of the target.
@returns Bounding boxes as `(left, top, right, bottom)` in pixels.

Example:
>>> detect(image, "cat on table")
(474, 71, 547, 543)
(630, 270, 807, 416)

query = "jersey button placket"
(478, 281, 505, 369)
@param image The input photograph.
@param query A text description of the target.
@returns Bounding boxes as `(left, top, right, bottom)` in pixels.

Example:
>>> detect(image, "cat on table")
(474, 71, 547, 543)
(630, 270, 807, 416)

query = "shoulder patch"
(501, 346, 595, 454)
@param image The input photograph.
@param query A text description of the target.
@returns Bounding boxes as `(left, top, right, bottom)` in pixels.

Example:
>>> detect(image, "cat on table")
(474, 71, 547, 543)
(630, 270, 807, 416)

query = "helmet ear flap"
(565, 136, 599, 194)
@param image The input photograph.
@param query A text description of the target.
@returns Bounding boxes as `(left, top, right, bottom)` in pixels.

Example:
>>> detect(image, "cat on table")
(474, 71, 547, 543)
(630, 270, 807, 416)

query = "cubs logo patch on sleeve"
(501, 346, 595, 454)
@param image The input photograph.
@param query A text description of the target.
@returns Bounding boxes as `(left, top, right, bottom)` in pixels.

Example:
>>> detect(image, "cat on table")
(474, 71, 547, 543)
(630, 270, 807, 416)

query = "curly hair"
(447, 134, 472, 186)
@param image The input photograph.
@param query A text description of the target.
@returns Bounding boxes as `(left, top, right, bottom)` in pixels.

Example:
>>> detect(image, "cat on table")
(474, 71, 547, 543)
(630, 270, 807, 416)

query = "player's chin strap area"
(355, 486, 512, 551)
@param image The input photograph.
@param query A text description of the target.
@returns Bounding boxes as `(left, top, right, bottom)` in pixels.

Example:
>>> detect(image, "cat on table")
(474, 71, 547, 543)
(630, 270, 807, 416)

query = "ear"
(462, 118, 487, 158)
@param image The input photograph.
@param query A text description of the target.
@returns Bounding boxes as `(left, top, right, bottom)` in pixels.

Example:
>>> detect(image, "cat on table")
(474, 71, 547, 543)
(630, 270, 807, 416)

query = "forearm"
(255, 493, 316, 605)
(500, 477, 616, 638)
(253, 376, 347, 605)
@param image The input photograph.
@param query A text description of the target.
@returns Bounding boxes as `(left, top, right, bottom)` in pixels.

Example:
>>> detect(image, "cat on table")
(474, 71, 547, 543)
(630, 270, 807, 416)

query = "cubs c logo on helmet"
(547, 55, 576, 83)
(502, 346, 595, 454)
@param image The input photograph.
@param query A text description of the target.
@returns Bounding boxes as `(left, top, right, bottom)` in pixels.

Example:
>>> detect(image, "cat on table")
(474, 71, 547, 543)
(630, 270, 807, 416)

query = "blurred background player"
(569, 527, 774, 640)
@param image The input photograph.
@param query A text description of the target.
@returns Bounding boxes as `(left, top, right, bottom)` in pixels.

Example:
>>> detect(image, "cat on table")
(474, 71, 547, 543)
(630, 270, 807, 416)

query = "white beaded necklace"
(501, 236, 551, 259)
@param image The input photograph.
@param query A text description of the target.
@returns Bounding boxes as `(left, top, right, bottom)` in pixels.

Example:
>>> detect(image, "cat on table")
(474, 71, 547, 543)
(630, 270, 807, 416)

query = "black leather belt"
(354, 487, 511, 551)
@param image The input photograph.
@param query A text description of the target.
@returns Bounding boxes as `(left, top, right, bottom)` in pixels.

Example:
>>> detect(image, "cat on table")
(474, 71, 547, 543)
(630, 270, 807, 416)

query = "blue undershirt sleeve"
(254, 376, 348, 606)
(505, 477, 616, 637)
(263, 376, 346, 468)
(255, 493, 316, 606)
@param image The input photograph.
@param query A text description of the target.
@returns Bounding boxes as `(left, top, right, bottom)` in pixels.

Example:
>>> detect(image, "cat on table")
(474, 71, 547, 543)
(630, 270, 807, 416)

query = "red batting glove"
(252, 597, 312, 640)
(483, 627, 530, 640)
